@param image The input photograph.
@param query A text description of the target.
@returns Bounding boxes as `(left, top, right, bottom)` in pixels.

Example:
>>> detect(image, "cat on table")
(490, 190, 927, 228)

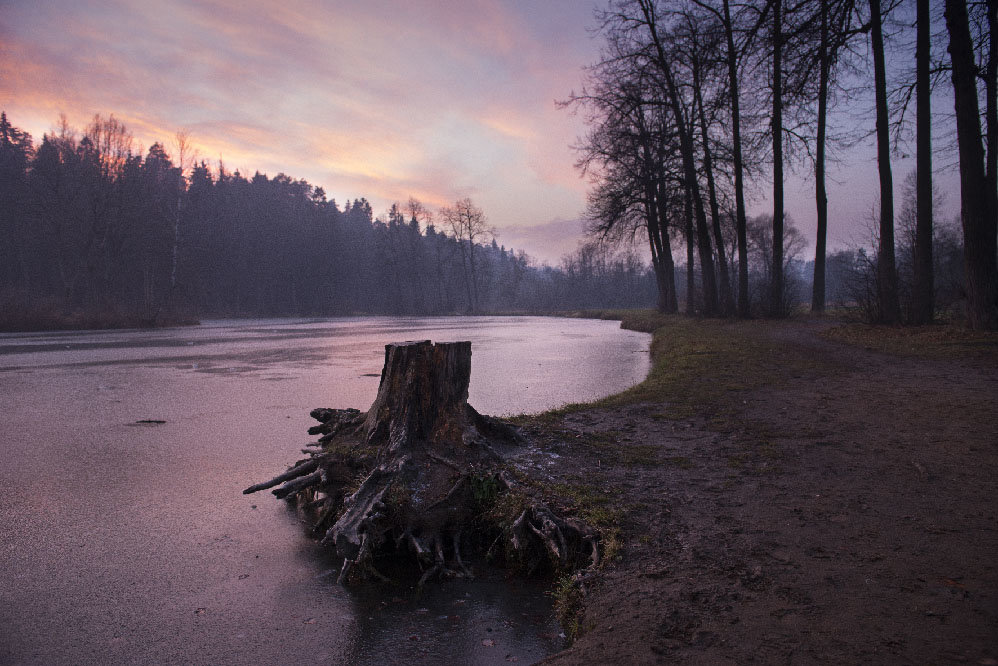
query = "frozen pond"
(0, 316, 649, 665)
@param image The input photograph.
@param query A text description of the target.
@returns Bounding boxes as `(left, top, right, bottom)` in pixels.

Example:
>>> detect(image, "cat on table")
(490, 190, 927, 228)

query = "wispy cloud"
(499, 217, 587, 265)
(1, 0, 600, 257)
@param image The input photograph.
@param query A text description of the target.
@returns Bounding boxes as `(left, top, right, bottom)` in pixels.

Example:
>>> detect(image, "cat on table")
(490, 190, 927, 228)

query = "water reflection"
(346, 570, 563, 665)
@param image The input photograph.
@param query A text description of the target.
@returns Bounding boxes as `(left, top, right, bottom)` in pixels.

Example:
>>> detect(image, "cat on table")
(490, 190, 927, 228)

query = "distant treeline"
(0, 112, 656, 330)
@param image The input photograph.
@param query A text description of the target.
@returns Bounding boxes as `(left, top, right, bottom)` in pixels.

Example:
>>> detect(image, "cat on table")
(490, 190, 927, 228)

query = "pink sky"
(0, 0, 961, 265)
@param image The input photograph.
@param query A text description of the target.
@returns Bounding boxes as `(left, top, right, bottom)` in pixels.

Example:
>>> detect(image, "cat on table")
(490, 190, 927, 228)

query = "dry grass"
(543, 315, 839, 427)
(823, 322, 998, 362)
(561, 308, 671, 333)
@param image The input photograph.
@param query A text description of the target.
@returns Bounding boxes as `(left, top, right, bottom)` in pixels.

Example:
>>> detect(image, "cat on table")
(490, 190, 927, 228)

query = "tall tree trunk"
(645, 181, 669, 313)
(640, 133, 678, 314)
(986, 0, 997, 223)
(687, 112, 720, 317)
(771, 0, 786, 316)
(945, 0, 998, 329)
(654, 177, 679, 313)
(171, 180, 181, 292)
(468, 241, 479, 314)
(693, 65, 735, 315)
(812, 0, 830, 313)
(458, 242, 474, 313)
(870, 0, 901, 323)
(648, 233, 667, 313)
(723, 0, 751, 318)
(912, 0, 935, 324)
(684, 185, 696, 314)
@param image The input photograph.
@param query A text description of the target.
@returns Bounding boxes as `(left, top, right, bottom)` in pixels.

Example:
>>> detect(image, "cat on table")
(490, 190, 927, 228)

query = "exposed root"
(245, 341, 599, 585)
(242, 459, 319, 495)
(452, 532, 473, 578)
(273, 469, 323, 499)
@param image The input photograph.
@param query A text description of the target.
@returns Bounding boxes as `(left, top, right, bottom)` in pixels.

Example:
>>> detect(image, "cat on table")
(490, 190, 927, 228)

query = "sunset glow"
(0, 0, 961, 264)
(0, 0, 599, 262)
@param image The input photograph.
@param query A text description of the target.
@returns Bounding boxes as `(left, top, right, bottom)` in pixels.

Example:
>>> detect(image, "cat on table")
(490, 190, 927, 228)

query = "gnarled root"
(510, 506, 598, 574)
(244, 341, 599, 585)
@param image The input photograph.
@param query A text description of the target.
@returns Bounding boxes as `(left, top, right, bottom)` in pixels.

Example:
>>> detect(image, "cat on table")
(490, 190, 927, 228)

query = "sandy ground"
(524, 319, 998, 664)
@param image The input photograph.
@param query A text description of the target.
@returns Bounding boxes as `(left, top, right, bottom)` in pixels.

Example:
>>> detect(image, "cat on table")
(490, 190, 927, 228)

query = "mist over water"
(0, 316, 649, 665)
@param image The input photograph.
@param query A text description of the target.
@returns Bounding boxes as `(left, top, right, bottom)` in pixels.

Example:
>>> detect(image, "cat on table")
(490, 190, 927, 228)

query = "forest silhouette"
(0, 112, 655, 330)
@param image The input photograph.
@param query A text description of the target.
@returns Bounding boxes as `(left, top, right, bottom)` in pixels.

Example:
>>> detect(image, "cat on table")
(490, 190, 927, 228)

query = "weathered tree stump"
(245, 340, 597, 584)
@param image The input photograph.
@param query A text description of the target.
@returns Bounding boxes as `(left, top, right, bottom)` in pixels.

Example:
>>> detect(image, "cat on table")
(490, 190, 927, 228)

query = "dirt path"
(524, 319, 998, 664)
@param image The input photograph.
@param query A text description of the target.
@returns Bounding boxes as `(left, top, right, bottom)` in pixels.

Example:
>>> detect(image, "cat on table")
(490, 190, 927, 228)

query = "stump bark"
(244, 340, 597, 583)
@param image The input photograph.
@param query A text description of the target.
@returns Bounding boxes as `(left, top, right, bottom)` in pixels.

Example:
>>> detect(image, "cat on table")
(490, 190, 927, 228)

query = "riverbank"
(0, 316, 650, 665)
(524, 312, 998, 664)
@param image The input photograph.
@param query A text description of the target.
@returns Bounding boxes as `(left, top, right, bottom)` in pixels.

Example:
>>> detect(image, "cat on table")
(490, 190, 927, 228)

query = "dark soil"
(522, 317, 998, 664)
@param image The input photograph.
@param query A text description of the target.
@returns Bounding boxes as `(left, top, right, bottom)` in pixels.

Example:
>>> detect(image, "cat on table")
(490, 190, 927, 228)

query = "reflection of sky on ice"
(0, 316, 648, 665)
(0, 316, 650, 415)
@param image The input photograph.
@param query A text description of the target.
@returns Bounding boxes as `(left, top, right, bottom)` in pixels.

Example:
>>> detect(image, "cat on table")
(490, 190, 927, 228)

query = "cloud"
(1, 0, 599, 249)
(498, 217, 586, 265)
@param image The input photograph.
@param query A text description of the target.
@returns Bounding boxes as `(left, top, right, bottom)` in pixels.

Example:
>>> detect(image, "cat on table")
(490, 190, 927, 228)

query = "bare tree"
(985, 0, 997, 223)
(685, 12, 736, 314)
(441, 198, 495, 313)
(81, 114, 135, 308)
(636, 0, 720, 315)
(769, 0, 787, 316)
(944, 0, 998, 329)
(869, 0, 901, 323)
(809, 0, 832, 314)
(691, 0, 754, 316)
(170, 129, 195, 292)
(911, 0, 935, 323)
(405, 196, 433, 230)
(563, 31, 681, 314)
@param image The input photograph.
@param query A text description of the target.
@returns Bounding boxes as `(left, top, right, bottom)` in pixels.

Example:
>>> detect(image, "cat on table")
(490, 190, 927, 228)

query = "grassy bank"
(823, 321, 998, 361)
(566, 310, 998, 412)
(544, 311, 842, 425)
(526, 310, 998, 544)
(530, 309, 998, 661)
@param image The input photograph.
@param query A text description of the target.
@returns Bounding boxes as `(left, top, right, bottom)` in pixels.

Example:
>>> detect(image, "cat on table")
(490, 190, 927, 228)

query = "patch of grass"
(648, 405, 697, 421)
(824, 322, 998, 362)
(322, 439, 379, 461)
(663, 455, 695, 469)
(483, 485, 529, 527)
(549, 481, 619, 528)
(569, 430, 662, 467)
(595, 316, 837, 424)
(538, 478, 623, 567)
(380, 480, 412, 525)
(551, 573, 586, 643)
(528, 314, 840, 428)
(616, 444, 661, 466)
(470, 472, 503, 511)
(0, 294, 199, 332)
(580, 430, 623, 447)
(756, 440, 783, 459)
(725, 439, 786, 475)
(599, 528, 623, 564)
(560, 308, 669, 333)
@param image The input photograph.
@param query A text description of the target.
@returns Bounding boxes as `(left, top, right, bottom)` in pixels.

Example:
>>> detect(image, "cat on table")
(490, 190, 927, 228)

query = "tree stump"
(244, 340, 597, 583)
